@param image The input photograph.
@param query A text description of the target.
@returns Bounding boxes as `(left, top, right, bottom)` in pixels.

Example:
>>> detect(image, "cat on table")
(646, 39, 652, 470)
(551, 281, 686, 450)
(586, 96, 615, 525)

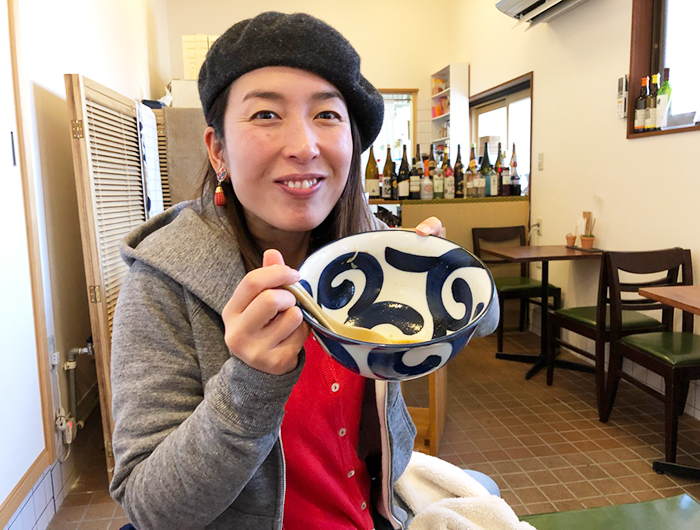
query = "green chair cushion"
(554, 306, 660, 330)
(622, 332, 700, 367)
(521, 494, 700, 529)
(495, 276, 560, 294)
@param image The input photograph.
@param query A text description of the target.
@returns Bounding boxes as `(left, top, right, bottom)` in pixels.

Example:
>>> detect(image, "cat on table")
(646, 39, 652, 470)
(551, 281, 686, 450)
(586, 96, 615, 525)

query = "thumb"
(262, 249, 286, 268)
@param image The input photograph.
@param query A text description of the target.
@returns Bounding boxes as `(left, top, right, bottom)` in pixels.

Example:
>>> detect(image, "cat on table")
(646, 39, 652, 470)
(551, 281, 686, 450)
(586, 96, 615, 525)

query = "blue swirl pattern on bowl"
(298, 230, 494, 381)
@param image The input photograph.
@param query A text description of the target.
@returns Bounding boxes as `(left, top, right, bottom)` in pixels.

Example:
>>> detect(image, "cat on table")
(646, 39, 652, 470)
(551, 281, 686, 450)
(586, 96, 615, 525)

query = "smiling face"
(206, 66, 354, 245)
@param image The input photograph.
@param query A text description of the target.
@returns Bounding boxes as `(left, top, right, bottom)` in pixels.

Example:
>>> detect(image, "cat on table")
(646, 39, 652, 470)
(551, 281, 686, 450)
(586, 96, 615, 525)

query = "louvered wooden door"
(65, 74, 148, 476)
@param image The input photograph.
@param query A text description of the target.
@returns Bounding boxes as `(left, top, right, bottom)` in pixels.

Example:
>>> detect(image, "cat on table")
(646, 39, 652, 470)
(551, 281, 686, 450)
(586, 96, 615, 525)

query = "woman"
(110, 11, 497, 530)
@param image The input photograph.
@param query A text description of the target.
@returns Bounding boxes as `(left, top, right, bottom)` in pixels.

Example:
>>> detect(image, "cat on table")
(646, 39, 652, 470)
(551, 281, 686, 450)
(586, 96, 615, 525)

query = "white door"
(0, 3, 45, 508)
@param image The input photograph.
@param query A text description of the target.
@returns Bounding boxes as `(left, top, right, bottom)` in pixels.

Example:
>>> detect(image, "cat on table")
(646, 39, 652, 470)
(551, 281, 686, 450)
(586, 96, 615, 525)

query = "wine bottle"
(494, 142, 504, 196)
(381, 146, 393, 199)
(443, 148, 455, 200)
(364, 146, 380, 198)
(429, 144, 436, 177)
(645, 73, 659, 131)
(433, 165, 445, 199)
(510, 142, 521, 196)
(656, 67, 672, 130)
(453, 145, 464, 198)
(634, 76, 649, 133)
(501, 148, 511, 197)
(467, 144, 478, 198)
(409, 156, 421, 200)
(480, 142, 496, 197)
(420, 159, 433, 200)
(391, 162, 398, 200)
(397, 145, 410, 200)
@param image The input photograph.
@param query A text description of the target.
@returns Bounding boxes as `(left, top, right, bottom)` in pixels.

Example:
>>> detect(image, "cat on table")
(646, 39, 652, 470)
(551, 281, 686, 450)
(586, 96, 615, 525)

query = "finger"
(224, 264, 300, 315)
(263, 249, 286, 268)
(241, 288, 298, 331)
(259, 306, 306, 349)
(415, 216, 442, 236)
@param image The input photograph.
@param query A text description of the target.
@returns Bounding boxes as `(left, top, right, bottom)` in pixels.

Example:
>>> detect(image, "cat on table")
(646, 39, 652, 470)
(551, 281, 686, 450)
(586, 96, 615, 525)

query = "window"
(660, 0, 700, 121)
(627, 0, 700, 137)
(470, 74, 532, 195)
(360, 90, 417, 179)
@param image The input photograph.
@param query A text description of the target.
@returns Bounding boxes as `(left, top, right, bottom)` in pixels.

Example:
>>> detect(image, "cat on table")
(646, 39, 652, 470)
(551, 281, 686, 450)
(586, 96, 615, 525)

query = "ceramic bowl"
(298, 230, 494, 381)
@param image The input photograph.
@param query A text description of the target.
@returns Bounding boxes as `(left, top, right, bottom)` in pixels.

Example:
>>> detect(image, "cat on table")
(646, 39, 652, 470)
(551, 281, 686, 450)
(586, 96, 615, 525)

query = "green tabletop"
(521, 494, 700, 529)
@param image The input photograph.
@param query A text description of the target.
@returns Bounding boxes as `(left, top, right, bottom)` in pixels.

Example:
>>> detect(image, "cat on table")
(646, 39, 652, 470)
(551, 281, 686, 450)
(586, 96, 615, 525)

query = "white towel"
(395, 452, 536, 530)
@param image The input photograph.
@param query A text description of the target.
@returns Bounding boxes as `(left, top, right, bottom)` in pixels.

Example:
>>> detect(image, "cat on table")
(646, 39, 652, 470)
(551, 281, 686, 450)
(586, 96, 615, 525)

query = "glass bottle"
(656, 67, 672, 130)
(494, 142, 504, 196)
(467, 144, 478, 198)
(443, 148, 455, 200)
(510, 142, 521, 196)
(381, 146, 393, 200)
(645, 73, 659, 131)
(453, 144, 464, 199)
(480, 142, 496, 197)
(397, 145, 410, 200)
(634, 76, 649, 133)
(420, 159, 434, 200)
(364, 146, 380, 198)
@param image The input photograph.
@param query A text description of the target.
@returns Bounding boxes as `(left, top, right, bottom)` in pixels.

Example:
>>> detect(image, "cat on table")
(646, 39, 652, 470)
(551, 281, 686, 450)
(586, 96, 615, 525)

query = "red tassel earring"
(215, 167, 228, 207)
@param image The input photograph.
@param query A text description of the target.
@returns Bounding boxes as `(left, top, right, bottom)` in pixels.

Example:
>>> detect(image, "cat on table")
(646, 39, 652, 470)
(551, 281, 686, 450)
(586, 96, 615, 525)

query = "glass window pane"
(361, 93, 413, 178)
(508, 97, 531, 192)
(663, 0, 700, 116)
(477, 106, 507, 161)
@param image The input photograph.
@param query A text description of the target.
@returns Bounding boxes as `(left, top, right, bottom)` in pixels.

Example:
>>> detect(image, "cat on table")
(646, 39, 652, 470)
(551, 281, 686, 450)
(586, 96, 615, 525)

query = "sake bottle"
(381, 146, 393, 200)
(480, 142, 496, 197)
(364, 146, 380, 198)
(420, 159, 434, 200)
(453, 145, 464, 199)
(467, 144, 478, 198)
(443, 148, 455, 199)
(397, 145, 410, 200)
(409, 147, 422, 200)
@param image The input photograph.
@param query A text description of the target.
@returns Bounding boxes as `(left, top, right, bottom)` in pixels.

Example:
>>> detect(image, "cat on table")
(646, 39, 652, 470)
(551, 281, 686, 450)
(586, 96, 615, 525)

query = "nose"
(281, 117, 320, 164)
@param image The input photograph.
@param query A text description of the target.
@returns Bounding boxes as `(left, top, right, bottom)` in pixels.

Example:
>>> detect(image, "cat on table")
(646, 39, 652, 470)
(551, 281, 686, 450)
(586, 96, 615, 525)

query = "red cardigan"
(281, 334, 374, 529)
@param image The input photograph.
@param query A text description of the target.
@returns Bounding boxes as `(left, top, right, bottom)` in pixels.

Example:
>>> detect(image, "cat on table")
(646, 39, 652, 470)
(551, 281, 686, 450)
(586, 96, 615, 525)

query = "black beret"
(198, 11, 384, 152)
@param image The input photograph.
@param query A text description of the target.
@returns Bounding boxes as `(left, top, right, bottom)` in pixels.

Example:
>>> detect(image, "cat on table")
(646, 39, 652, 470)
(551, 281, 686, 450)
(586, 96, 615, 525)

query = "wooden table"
(481, 245, 602, 379)
(639, 285, 700, 316)
(639, 284, 700, 479)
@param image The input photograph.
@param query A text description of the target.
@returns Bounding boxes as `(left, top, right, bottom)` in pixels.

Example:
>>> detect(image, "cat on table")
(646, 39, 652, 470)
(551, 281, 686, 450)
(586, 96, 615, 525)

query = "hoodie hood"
(120, 200, 245, 315)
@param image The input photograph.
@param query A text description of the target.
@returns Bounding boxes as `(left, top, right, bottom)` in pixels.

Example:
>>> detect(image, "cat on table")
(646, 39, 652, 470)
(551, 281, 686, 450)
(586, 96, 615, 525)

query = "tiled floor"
(47, 417, 127, 530)
(404, 332, 700, 516)
(48, 332, 700, 528)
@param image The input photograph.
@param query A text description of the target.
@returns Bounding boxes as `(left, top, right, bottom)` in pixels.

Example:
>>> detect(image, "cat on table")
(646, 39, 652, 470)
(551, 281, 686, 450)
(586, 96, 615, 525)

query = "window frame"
(627, 0, 700, 138)
(469, 72, 533, 195)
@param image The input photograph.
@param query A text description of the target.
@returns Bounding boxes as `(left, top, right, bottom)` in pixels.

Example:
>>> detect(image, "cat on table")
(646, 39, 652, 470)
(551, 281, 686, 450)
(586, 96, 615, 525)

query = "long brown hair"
(200, 82, 374, 272)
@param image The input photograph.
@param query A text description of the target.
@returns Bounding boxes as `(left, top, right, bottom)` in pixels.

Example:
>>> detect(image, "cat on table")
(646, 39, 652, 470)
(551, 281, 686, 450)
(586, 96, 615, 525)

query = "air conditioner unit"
(496, 0, 591, 26)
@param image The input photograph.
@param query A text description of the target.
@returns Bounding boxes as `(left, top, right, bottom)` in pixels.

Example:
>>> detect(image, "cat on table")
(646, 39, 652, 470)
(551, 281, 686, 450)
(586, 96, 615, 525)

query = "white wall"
(164, 0, 454, 149)
(451, 0, 700, 415)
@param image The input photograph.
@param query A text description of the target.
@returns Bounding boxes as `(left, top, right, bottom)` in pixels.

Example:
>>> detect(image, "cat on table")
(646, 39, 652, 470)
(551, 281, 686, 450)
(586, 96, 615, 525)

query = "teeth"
(284, 179, 318, 189)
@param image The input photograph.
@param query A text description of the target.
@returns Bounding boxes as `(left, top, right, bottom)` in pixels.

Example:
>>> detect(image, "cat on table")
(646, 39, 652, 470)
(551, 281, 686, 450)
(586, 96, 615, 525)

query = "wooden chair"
(546, 254, 665, 417)
(601, 248, 700, 471)
(405, 366, 447, 456)
(472, 226, 562, 353)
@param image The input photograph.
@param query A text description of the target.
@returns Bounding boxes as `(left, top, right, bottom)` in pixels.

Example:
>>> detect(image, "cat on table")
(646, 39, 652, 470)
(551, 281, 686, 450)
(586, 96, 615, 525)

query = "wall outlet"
(51, 351, 60, 367)
(536, 217, 543, 236)
(538, 153, 544, 171)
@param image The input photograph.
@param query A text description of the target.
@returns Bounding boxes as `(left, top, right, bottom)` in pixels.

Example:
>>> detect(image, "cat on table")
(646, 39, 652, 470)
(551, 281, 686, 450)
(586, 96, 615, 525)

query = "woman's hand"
(221, 249, 309, 375)
(414, 216, 443, 237)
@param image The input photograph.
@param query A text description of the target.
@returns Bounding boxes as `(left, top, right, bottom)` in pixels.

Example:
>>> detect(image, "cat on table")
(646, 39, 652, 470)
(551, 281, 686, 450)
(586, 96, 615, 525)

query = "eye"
(251, 110, 279, 120)
(316, 110, 342, 120)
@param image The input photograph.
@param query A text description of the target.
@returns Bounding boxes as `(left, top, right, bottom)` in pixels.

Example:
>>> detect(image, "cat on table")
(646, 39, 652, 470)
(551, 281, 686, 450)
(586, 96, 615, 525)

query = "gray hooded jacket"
(109, 200, 498, 529)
